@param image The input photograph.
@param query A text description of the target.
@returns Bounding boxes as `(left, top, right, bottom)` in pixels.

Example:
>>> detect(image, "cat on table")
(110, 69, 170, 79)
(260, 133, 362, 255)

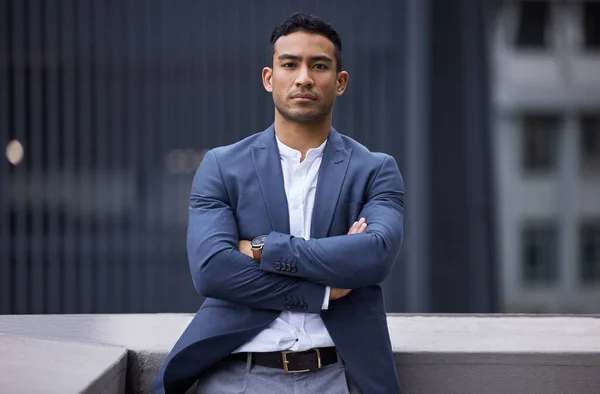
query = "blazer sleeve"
(188, 150, 326, 313)
(260, 154, 404, 289)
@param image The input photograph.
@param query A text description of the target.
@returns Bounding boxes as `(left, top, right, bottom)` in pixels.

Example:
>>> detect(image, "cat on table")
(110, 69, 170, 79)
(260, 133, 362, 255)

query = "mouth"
(291, 93, 316, 101)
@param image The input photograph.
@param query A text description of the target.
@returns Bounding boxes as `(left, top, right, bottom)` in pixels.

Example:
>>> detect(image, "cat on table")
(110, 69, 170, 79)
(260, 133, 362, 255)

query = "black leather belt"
(233, 347, 338, 373)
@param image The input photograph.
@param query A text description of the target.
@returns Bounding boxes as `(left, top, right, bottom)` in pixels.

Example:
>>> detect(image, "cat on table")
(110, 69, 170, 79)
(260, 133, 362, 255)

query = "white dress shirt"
(233, 136, 334, 353)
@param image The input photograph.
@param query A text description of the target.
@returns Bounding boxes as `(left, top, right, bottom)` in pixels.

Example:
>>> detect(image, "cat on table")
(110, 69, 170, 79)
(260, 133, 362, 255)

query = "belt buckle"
(282, 349, 322, 373)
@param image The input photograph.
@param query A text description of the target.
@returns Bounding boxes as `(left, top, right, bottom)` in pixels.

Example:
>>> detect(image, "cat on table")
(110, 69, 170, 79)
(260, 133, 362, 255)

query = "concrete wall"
(0, 332, 127, 394)
(0, 314, 599, 393)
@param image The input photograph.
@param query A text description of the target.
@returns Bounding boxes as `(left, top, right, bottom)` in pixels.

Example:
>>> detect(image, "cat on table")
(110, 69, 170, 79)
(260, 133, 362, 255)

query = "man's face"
(262, 31, 349, 124)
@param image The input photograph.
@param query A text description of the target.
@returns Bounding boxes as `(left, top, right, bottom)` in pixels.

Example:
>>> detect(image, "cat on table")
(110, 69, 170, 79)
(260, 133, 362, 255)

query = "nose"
(295, 65, 314, 88)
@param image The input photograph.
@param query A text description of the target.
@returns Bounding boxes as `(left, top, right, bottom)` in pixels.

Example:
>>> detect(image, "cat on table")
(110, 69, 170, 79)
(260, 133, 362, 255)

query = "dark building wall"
(427, 0, 497, 312)
(0, 0, 496, 314)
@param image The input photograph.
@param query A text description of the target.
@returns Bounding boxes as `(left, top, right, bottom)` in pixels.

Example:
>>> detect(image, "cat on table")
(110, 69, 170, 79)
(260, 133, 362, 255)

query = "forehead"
(273, 31, 335, 58)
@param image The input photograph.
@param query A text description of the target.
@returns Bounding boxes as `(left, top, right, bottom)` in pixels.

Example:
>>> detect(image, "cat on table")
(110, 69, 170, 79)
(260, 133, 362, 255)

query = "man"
(152, 12, 405, 394)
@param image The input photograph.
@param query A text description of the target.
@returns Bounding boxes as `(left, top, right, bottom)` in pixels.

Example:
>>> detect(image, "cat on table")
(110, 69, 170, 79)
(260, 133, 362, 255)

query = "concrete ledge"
(0, 314, 193, 394)
(0, 332, 127, 394)
(1, 314, 599, 393)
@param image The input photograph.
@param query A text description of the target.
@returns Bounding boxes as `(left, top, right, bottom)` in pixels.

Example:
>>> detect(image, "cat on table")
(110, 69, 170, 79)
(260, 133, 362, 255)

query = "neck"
(273, 112, 331, 158)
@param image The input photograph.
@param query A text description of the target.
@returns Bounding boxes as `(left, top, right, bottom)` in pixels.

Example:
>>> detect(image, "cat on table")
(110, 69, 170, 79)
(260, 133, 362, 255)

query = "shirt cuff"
(321, 287, 331, 310)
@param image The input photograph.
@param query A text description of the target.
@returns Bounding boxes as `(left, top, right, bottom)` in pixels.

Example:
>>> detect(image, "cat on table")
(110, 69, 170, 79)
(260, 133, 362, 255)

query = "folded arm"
(188, 150, 326, 313)
(259, 155, 405, 289)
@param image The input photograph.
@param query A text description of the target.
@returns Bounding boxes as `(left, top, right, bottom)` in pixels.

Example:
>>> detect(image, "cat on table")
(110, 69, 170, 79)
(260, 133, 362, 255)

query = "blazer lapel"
(251, 125, 290, 234)
(311, 128, 352, 238)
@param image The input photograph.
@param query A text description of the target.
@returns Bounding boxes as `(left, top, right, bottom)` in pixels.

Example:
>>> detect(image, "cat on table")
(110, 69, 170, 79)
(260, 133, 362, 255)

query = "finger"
(358, 223, 367, 233)
(348, 221, 358, 234)
(349, 218, 366, 234)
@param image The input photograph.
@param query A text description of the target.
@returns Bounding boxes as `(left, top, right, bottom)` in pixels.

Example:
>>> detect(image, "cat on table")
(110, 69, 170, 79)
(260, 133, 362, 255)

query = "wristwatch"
(251, 235, 268, 261)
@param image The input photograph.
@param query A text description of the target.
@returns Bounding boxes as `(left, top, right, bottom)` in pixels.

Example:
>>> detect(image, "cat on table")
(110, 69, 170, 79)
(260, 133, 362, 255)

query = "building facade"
(492, 1, 600, 312)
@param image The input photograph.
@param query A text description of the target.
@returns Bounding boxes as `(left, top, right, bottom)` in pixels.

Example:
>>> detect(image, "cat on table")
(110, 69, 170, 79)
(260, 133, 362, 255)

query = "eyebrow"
(277, 54, 333, 63)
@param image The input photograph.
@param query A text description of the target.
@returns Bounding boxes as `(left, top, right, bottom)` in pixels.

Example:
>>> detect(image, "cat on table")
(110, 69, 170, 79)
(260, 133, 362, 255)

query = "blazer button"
(285, 263, 291, 272)
(290, 265, 297, 273)
(300, 302, 307, 310)
(284, 301, 291, 308)
(275, 262, 282, 270)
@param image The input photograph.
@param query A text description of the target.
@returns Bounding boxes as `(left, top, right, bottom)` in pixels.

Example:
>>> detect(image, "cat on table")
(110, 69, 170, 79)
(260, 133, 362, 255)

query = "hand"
(330, 287, 352, 300)
(238, 240, 253, 259)
(347, 217, 367, 234)
(330, 217, 368, 301)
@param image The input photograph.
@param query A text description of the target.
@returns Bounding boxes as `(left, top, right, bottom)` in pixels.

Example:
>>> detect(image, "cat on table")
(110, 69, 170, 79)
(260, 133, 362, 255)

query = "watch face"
(251, 235, 268, 248)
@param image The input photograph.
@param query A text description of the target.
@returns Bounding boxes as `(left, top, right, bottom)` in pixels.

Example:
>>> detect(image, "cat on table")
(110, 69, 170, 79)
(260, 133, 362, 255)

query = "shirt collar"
(276, 135, 327, 160)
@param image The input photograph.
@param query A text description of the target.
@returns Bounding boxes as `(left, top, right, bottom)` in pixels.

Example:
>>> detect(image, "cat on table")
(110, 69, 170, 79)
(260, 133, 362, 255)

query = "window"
(522, 222, 558, 285)
(521, 114, 561, 173)
(515, 1, 551, 49)
(580, 221, 600, 284)
(583, 2, 600, 50)
(580, 114, 600, 171)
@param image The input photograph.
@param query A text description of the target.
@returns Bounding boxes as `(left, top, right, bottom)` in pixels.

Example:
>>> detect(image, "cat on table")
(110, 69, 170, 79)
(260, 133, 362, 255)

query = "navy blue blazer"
(151, 125, 405, 393)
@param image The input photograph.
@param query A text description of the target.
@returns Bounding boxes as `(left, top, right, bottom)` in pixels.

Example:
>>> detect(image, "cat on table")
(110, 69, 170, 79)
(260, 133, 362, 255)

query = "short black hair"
(270, 12, 343, 72)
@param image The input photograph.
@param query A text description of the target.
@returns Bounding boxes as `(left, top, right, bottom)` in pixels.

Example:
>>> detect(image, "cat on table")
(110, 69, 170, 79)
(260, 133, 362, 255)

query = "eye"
(314, 64, 328, 70)
(282, 62, 296, 68)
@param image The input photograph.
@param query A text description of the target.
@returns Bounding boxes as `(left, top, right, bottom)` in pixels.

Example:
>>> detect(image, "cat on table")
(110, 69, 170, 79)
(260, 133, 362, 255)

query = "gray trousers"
(196, 353, 363, 394)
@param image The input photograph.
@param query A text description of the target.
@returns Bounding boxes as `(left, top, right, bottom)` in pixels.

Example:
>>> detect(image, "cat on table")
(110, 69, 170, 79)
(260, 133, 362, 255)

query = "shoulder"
(336, 132, 398, 170)
(208, 131, 263, 160)
(195, 129, 266, 177)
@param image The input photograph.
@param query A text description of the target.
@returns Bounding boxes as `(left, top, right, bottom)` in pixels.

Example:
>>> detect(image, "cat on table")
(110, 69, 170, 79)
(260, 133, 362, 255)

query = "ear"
(336, 71, 349, 96)
(262, 67, 273, 92)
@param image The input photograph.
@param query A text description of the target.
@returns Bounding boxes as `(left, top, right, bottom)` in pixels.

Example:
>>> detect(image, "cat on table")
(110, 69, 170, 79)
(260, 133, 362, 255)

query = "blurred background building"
(492, 0, 600, 313)
(0, 0, 597, 315)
